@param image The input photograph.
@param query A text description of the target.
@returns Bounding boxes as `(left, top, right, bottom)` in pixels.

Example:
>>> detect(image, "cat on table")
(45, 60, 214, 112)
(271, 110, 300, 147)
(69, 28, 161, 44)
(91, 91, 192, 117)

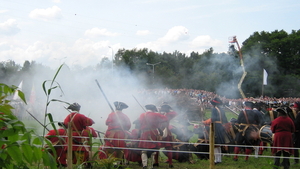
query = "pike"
(95, 130, 105, 145)
(225, 105, 239, 116)
(26, 110, 50, 131)
(95, 79, 114, 112)
(132, 95, 146, 112)
(95, 79, 125, 132)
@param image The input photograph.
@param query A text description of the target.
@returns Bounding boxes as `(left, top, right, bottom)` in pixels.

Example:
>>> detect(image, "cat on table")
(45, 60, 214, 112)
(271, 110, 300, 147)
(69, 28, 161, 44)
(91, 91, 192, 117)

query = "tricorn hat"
(210, 97, 223, 106)
(58, 122, 66, 128)
(145, 104, 158, 112)
(67, 102, 81, 111)
(114, 101, 128, 110)
(160, 104, 172, 112)
(244, 101, 253, 108)
(276, 108, 287, 115)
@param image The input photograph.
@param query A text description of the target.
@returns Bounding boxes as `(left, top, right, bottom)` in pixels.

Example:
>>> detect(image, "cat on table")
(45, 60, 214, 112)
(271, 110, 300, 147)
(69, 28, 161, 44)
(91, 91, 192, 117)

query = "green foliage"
(0, 83, 57, 169)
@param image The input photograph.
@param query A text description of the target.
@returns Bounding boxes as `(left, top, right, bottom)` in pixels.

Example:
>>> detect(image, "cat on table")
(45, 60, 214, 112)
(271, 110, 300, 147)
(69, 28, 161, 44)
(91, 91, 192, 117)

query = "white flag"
(263, 69, 268, 85)
(13, 81, 23, 100)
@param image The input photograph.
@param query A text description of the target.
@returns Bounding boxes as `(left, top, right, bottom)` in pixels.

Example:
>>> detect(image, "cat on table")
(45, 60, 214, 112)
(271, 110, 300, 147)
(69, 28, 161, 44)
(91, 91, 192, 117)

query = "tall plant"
(0, 83, 57, 168)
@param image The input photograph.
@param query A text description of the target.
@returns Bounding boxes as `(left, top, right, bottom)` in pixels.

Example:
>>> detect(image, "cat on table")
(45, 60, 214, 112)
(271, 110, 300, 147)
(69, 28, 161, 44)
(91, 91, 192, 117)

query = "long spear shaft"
(95, 79, 114, 112)
(224, 105, 239, 116)
(95, 79, 125, 132)
(26, 110, 50, 131)
(132, 95, 146, 112)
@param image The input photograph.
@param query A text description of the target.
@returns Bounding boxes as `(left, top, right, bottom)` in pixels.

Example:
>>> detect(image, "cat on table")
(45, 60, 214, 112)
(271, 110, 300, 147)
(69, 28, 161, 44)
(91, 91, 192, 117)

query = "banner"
(263, 69, 268, 85)
(13, 81, 23, 100)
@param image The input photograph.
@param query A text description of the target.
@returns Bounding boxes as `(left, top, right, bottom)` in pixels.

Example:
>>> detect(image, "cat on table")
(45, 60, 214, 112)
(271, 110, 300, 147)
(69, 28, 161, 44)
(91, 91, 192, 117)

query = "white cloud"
(0, 19, 20, 35)
(159, 26, 189, 43)
(135, 26, 189, 52)
(190, 35, 223, 49)
(29, 6, 62, 21)
(52, 0, 61, 3)
(136, 30, 150, 36)
(0, 10, 8, 14)
(135, 41, 161, 52)
(84, 28, 119, 37)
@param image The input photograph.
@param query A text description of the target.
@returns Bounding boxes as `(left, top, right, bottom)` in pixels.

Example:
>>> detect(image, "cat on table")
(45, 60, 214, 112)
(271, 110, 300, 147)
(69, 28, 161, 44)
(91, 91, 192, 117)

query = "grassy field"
(24, 109, 300, 169)
(121, 150, 300, 169)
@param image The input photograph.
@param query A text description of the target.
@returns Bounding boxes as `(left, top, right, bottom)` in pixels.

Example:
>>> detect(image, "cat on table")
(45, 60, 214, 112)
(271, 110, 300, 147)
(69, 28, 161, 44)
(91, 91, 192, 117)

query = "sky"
(1, 0, 300, 69)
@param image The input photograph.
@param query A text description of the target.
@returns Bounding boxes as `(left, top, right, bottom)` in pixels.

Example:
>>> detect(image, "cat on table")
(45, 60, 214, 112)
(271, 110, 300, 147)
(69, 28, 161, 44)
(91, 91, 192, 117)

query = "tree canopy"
(1, 29, 300, 99)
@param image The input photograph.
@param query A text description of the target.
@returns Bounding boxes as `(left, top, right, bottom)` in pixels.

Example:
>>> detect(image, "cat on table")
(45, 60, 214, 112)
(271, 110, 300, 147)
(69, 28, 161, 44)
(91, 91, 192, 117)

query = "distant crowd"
(137, 88, 300, 109)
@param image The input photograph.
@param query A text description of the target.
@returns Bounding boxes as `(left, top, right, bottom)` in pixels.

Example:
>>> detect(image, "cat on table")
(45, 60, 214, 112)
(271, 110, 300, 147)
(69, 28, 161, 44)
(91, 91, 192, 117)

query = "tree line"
(1, 29, 300, 99)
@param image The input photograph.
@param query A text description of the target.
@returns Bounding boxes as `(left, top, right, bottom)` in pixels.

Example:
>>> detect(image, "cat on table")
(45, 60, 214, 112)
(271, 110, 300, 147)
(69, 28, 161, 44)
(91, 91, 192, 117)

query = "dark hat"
(145, 104, 158, 112)
(210, 97, 223, 106)
(293, 102, 300, 108)
(160, 104, 172, 112)
(58, 122, 66, 128)
(67, 102, 81, 111)
(244, 101, 253, 108)
(276, 108, 287, 115)
(114, 101, 128, 110)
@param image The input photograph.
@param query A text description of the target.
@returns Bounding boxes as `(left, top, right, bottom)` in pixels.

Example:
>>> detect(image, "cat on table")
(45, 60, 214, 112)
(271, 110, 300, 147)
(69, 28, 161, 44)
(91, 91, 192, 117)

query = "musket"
(224, 105, 239, 116)
(26, 110, 50, 131)
(95, 79, 114, 112)
(95, 79, 125, 132)
(132, 95, 146, 112)
(95, 130, 105, 145)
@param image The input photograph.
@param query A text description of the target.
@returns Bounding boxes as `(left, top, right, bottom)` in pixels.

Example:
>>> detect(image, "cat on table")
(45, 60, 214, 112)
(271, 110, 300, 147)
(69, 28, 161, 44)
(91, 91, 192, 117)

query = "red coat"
(105, 111, 131, 148)
(125, 128, 142, 162)
(63, 112, 94, 151)
(45, 128, 66, 144)
(138, 111, 168, 149)
(271, 116, 295, 154)
(81, 127, 98, 150)
(64, 112, 94, 131)
(161, 111, 177, 147)
(45, 128, 67, 165)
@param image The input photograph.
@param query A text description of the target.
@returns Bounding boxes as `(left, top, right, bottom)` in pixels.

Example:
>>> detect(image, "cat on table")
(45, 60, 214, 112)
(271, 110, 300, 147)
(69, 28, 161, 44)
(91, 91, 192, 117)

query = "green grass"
(121, 150, 300, 169)
(23, 109, 300, 169)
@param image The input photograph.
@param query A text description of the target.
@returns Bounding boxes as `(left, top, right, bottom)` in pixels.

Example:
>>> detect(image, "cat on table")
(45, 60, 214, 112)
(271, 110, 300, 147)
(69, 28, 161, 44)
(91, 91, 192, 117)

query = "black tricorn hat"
(114, 101, 128, 110)
(210, 97, 223, 106)
(276, 108, 287, 115)
(145, 104, 158, 112)
(244, 101, 253, 108)
(67, 102, 81, 111)
(58, 122, 66, 128)
(160, 104, 172, 112)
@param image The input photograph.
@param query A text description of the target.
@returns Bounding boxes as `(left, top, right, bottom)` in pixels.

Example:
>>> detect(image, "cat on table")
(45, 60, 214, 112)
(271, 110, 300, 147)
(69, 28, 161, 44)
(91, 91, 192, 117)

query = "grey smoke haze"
(19, 64, 174, 134)
(189, 46, 278, 98)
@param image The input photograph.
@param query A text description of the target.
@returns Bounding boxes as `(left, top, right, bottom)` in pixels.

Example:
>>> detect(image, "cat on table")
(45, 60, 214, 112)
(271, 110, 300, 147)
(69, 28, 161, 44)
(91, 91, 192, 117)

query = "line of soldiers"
(99, 101, 177, 169)
(205, 97, 300, 169)
(44, 100, 300, 169)
(228, 100, 300, 169)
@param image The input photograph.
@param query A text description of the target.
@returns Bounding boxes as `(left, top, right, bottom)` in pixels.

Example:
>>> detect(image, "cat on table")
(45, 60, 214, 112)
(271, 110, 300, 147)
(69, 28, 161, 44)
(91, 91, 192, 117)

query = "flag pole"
(262, 83, 264, 97)
(262, 69, 268, 97)
(262, 68, 264, 97)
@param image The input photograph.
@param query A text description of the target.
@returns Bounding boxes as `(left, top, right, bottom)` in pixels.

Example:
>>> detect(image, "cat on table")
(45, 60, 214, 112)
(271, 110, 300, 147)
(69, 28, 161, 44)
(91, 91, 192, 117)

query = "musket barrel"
(26, 110, 50, 131)
(95, 79, 114, 112)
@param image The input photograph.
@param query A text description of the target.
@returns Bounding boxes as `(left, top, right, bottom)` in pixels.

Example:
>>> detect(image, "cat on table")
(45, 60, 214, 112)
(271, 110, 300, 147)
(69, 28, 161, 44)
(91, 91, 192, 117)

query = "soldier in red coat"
(125, 119, 142, 166)
(271, 108, 295, 169)
(81, 126, 98, 168)
(158, 104, 177, 168)
(45, 122, 67, 167)
(293, 102, 300, 164)
(103, 101, 131, 161)
(138, 104, 168, 169)
(63, 103, 95, 166)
